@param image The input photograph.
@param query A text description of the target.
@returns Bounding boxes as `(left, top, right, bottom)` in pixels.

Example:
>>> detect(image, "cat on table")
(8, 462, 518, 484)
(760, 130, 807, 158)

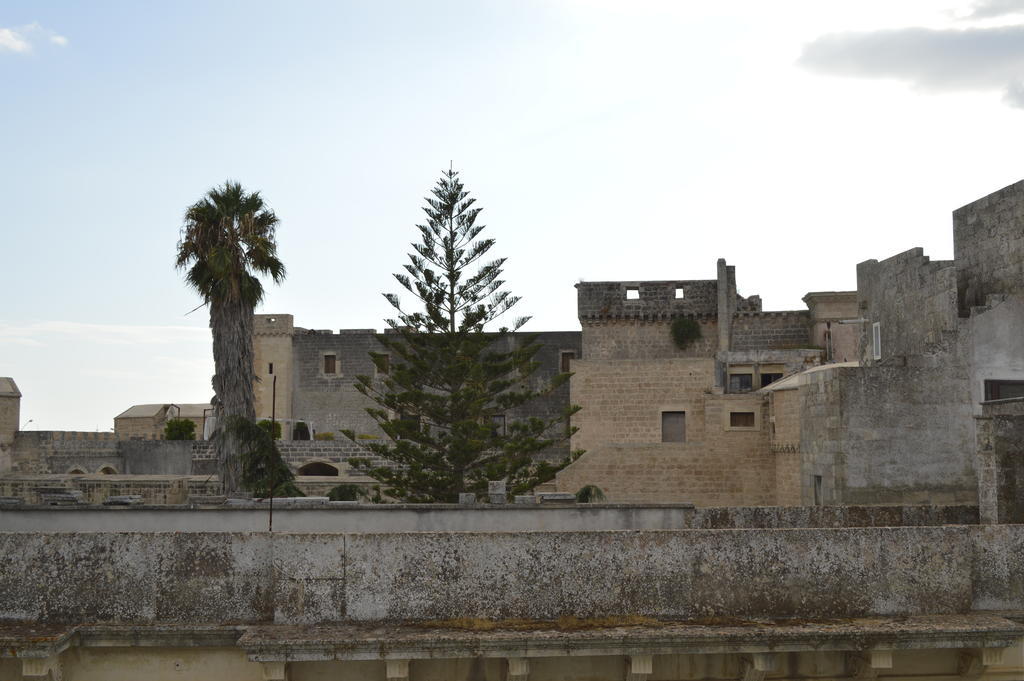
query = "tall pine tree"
(343, 169, 580, 502)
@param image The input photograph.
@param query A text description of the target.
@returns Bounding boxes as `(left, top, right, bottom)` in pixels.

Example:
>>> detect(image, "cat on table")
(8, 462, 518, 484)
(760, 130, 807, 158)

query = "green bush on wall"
(256, 419, 282, 440)
(670, 318, 702, 350)
(164, 418, 196, 440)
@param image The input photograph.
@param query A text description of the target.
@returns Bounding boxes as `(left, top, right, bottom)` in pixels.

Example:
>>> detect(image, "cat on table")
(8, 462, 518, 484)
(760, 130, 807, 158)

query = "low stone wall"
(1, 524, 1022, 625)
(0, 503, 978, 533)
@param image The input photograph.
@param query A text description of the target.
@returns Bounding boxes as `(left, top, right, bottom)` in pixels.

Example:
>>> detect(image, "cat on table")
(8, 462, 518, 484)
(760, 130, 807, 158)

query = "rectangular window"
(872, 322, 881, 360)
(560, 351, 576, 373)
(661, 411, 686, 442)
(268, 363, 274, 375)
(376, 353, 390, 376)
(323, 354, 337, 374)
(490, 414, 506, 437)
(760, 373, 783, 387)
(728, 373, 753, 393)
(813, 475, 823, 505)
(729, 411, 756, 428)
(626, 287, 640, 300)
(985, 379, 1024, 401)
(675, 287, 685, 299)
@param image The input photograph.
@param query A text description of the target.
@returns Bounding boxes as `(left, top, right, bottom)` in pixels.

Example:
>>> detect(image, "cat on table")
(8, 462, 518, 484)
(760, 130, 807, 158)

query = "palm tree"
(176, 181, 285, 496)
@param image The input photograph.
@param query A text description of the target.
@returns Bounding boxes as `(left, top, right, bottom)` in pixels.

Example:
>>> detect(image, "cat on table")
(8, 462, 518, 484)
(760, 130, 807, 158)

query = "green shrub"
(670, 318, 702, 350)
(575, 484, 606, 503)
(164, 418, 196, 440)
(327, 484, 362, 501)
(256, 419, 282, 440)
(292, 421, 310, 440)
(314, 431, 335, 441)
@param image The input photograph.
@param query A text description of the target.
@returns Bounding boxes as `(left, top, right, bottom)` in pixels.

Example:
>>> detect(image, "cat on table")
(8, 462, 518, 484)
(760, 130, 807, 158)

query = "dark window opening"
(268, 362, 274, 375)
(397, 411, 421, 439)
(730, 411, 756, 428)
(661, 411, 686, 443)
(813, 475, 823, 505)
(323, 354, 337, 374)
(560, 351, 576, 373)
(760, 373, 783, 387)
(490, 414, 506, 437)
(99, 466, 117, 475)
(298, 461, 339, 476)
(379, 354, 390, 375)
(728, 374, 753, 393)
(985, 379, 1024, 401)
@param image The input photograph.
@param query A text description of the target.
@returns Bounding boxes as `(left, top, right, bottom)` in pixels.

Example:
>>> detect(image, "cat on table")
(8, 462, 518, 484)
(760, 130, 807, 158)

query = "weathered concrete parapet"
(5, 525, 1024, 627)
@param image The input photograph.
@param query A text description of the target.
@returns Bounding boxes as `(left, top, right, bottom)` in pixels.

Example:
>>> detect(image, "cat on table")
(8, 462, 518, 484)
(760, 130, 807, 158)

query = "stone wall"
(11, 431, 123, 475)
(3, 524, 1024, 624)
(558, 358, 774, 504)
(856, 248, 958, 365)
(769, 388, 802, 505)
(576, 280, 722, 319)
(581, 319, 719, 360)
(253, 314, 295, 423)
(291, 329, 384, 438)
(954, 178, 1024, 312)
(797, 365, 976, 506)
(0, 503, 977, 533)
(730, 311, 812, 351)
(976, 398, 1024, 524)
(0, 378, 20, 475)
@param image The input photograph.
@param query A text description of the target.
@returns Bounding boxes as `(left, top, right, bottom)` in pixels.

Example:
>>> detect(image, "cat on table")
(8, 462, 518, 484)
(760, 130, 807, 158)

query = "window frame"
(661, 410, 686, 443)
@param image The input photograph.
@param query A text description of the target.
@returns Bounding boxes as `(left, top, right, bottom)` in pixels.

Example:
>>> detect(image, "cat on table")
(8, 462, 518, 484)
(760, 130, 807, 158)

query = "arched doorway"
(297, 461, 339, 476)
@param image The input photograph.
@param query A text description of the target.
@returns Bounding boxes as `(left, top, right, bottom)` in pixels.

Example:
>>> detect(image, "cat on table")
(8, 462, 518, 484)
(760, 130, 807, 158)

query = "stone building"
(0, 377, 21, 474)
(113, 402, 211, 440)
(250, 315, 582, 462)
(553, 179, 1024, 506)
(764, 179, 1024, 508)
(550, 262, 858, 505)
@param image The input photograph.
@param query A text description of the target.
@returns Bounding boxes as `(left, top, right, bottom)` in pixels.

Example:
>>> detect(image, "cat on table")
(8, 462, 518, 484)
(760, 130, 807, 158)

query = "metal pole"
(271, 375, 277, 436)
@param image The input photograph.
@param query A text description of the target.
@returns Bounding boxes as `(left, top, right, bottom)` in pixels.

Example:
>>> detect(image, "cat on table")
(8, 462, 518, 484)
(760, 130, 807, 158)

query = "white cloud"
(799, 24, 1024, 109)
(0, 27, 31, 53)
(966, 0, 1024, 19)
(0, 23, 68, 54)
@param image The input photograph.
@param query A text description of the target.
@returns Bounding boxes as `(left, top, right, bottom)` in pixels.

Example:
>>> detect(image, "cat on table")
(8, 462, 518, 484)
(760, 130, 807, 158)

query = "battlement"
(253, 313, 294, 336)
(576, 279, 761, 321)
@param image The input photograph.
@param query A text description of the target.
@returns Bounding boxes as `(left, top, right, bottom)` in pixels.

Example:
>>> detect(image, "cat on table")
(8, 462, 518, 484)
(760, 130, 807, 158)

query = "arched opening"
(68, 468, 86, 475)
(298, 461, 339, 476)
(98, 466, 117, 475)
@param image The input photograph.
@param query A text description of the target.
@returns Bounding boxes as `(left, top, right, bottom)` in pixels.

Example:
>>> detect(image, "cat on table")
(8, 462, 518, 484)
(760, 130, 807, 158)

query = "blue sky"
(3, 0, 1024, 429)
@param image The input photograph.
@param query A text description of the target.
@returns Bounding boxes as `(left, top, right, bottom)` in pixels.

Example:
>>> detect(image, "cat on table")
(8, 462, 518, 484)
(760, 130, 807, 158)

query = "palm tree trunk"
(211, 297, 256, 497)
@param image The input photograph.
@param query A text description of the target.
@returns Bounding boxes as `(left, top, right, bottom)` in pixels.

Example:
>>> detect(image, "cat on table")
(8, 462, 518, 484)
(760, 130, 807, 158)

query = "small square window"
(323, 354, 337, 374)
(729, 411, 756, 428)
(626, 287, 640, 300)
(675, 287, 685, 299)
(661, 411, 686, 442)
(560, 351, 576, 373)
(728, 373, 753, 393)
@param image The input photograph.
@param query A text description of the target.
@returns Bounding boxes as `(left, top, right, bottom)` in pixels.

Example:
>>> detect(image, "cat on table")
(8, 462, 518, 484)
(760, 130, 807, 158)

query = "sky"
(3, 0, 1024, 431)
